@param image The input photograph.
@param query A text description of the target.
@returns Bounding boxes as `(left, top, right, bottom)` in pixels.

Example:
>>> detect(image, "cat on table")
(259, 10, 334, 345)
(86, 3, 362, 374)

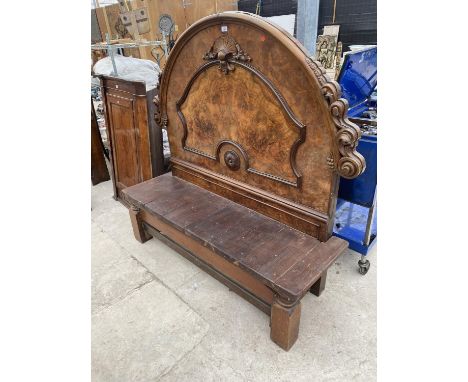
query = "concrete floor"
(92, 180, 377, 382)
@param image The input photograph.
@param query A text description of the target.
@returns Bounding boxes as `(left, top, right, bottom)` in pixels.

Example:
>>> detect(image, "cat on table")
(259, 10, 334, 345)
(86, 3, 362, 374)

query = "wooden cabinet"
(99, 76, 164, 204)
(91, 99, 110, 186)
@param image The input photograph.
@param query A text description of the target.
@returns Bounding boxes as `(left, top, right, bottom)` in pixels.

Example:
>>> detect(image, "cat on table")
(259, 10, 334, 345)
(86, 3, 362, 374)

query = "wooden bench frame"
(123, 12, 365, 351)
(128, 201, 342, 350)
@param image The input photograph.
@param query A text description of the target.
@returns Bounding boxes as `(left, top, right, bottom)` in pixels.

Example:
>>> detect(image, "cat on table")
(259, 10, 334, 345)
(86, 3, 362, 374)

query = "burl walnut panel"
(157, 12, 365, 240)
(180, 65, 303, 186)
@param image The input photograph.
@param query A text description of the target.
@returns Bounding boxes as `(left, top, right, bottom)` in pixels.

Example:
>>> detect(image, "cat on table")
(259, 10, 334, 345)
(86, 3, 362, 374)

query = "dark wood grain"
(99, 75, 165, 203)
(270, 299, 301, 351)
(143, 222, 272, 315)
(171, 158, 327, 240)
(129, 206, 152, 243)
(122, 174, 346, 302)
(91, 99, 110, 185)
(138, 207, 276, 306)
(310, 271, 328, 297)
(275, 237, 347, 297)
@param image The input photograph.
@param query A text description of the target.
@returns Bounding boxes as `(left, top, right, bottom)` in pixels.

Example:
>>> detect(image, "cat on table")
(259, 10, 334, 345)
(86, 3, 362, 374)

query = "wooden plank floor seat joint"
(121, 12, 365, 351)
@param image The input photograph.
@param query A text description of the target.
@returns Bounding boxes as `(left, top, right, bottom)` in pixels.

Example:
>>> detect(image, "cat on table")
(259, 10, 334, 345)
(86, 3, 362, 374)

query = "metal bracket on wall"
(107, 33, 118, 76)
(91, 32, 169, 76)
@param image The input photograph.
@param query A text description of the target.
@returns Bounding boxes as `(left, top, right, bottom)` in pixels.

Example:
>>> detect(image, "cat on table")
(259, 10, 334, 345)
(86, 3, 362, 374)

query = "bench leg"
(270, 297, 301, 351)
(129, 205, 152, 243)
(310, 270, 327, 297)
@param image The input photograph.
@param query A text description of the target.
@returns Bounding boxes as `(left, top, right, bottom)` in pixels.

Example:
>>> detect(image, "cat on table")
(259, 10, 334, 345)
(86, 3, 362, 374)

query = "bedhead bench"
(121, 11, 365, 351)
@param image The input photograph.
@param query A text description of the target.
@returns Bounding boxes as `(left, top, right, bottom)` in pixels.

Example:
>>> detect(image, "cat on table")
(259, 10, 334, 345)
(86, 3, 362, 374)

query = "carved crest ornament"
(203, 34, 251, 74)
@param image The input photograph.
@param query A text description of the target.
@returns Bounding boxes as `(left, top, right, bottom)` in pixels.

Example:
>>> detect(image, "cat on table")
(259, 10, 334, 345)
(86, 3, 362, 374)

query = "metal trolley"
(333, 46, 377, 275)
(334, 135, 377, 275)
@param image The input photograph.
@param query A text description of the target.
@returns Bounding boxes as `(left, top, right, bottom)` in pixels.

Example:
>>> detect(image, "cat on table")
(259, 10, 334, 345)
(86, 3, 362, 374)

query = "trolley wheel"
(358, 258, 370, 275)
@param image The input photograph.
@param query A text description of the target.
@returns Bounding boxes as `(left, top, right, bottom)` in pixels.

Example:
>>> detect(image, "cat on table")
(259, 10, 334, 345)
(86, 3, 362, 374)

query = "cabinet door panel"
(108, 95, 140, 190)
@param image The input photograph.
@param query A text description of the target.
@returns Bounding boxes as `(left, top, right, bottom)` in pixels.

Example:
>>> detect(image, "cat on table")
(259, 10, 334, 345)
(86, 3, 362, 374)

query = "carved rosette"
(203, 34, 251, 74)
(305, 57, 366, 179)
(224, 150, 240, 171)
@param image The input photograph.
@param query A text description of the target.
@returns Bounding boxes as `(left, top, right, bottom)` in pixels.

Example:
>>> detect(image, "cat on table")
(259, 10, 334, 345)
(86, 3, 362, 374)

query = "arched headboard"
(155, 12, 365, 241)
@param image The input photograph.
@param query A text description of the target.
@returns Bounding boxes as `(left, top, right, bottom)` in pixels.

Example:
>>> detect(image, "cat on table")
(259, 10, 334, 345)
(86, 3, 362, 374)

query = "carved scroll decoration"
(153, 72, 167, 129)
(176, 46, 306, 188)
(305, 57, 366, 179)
(203, 34, 251, 74)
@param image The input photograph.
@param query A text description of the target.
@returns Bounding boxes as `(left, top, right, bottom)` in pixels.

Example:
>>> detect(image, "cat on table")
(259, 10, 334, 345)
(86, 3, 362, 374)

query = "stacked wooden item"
(92, 0, 238, 67)
(122, 12, 366, 350)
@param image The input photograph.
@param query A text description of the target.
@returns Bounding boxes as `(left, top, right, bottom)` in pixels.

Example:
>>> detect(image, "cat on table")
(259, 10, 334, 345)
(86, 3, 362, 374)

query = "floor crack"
(92, 216, 210, 327)
(92, 276, 155, 316)
(155, 330, 209, 381)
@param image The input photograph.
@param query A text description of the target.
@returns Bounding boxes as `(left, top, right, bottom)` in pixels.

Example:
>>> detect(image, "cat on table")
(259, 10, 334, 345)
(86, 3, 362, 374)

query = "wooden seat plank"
(123, 173, 343, 300)
(241, 228, 304, 268)
(246, 239, 321, 283)
(161, 192, 230, 229)
(275, 237, 348, 297)
(122, 175, 187, 208)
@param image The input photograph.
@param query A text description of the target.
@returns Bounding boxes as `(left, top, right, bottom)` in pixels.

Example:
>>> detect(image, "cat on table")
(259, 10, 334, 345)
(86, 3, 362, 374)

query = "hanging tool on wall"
(159, 14, 176, 50)
(151, 14, 175, 66)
